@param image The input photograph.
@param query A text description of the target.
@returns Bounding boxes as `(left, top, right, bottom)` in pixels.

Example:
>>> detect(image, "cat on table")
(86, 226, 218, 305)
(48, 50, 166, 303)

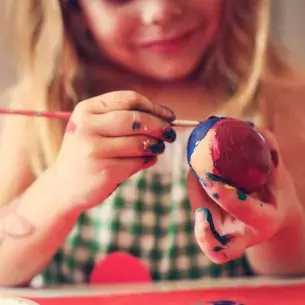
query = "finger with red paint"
(51, 90, 176, 212)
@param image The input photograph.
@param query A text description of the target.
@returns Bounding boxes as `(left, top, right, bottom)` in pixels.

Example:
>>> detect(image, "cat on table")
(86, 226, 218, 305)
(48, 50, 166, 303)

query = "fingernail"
(208, 116, 219, 120)
(146, 140, 165, 154)
(195, 207, 207, 223)
(162, 127, 176, 142)
(160, 105, 176, 121)
(270, 149, 279, 168)
(142, 156, 156, 168)
(196, 207, 208, 215)
(245, 120, 255, 128)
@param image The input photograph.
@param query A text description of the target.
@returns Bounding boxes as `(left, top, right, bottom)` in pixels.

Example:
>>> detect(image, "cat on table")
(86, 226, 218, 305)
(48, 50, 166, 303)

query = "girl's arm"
(0, 115, 80, 286)
(246, 81, 305, 276)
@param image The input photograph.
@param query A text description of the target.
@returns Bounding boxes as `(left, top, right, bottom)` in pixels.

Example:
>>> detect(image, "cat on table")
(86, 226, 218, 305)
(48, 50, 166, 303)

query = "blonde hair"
(1, 0, 297, 176)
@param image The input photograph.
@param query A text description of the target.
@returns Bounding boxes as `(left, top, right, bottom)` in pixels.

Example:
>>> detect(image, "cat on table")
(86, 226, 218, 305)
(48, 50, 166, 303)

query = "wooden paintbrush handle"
(0, 108, 199, 127)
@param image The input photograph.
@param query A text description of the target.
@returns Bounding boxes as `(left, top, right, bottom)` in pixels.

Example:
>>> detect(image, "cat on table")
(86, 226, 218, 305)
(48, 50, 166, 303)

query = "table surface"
(2, 276, 305, 298)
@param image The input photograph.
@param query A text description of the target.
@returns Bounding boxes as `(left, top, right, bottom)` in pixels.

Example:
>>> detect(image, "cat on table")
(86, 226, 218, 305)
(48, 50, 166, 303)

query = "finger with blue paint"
(200, 173, 278, 230)
(194, 207, 249, 264)
(189, 169, 249, 263)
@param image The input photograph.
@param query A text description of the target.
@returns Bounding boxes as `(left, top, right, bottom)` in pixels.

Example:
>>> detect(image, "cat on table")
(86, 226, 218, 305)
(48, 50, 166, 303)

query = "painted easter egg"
(187, 116, 272, 194)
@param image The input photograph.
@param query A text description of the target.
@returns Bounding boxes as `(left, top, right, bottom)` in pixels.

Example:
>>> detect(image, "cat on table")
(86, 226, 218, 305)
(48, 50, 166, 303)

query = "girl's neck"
(83, 59, 227, 122)
(84, 57, 208, 93)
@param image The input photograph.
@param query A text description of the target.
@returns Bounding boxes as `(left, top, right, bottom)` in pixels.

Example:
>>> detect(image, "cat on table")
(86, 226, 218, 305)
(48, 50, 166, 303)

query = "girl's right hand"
(51, 91, 176, 213)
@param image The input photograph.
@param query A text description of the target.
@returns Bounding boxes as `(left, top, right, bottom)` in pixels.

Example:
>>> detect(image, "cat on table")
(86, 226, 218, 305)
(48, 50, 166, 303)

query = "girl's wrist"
(43, 166, 84, 219)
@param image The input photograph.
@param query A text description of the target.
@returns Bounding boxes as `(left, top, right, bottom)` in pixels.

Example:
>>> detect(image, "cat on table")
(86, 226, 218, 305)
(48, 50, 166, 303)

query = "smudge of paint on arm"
(0, 197, 35, 239)
(196, 207, 230, 246)
(65, 121, 77, 134)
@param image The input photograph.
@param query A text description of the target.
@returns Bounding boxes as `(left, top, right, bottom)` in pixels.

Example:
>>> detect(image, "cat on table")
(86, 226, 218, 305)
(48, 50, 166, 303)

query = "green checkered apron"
(35, 129, 253, 285)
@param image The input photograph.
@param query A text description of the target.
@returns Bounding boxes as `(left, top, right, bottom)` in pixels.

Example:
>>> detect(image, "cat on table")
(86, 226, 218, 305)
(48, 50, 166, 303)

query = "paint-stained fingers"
(74, 91, 176, 122)
(4, 213, 35, 238)
(77, 110, 177, 142)
(194, 208, 248, 263)
(190, 173, 254, 263)
(200, 174, 279, 233)
(82, 135, 166, 158)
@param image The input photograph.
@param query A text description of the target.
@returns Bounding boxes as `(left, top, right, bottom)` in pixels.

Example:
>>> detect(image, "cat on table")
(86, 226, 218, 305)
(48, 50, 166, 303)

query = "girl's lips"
(138, 26, 201, 54)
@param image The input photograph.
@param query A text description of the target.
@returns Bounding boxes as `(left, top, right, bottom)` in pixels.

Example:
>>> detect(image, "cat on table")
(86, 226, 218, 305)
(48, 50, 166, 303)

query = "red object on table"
(29, 284, 305, 305)
(89, 251, 152, 284)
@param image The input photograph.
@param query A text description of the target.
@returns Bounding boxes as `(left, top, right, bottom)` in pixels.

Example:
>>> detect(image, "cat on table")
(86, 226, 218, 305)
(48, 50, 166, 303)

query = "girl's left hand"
(187, 129, 301, 263)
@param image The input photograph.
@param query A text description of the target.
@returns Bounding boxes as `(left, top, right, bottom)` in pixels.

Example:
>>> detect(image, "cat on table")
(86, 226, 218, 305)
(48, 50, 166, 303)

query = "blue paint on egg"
(186, 116, 225, 163)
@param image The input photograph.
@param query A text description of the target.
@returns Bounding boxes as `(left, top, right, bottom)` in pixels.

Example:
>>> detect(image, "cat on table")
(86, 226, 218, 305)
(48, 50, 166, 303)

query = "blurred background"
(0, 0, 305, 93)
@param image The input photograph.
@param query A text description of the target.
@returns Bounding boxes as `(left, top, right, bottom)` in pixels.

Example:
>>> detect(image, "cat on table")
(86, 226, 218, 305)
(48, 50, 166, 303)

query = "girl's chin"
(132, 64, 201, 82)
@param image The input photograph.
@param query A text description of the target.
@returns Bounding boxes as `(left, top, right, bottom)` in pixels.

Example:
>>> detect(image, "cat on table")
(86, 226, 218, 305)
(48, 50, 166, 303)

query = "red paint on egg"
(210, 119, 272, 193)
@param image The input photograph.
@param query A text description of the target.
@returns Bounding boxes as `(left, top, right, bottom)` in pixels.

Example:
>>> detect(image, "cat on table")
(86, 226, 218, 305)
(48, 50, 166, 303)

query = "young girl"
(1, 0, 305, 287)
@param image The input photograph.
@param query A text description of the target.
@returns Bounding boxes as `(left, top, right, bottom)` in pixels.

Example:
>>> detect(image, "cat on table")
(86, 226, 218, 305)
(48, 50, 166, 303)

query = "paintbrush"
(0, 108, 200, 127)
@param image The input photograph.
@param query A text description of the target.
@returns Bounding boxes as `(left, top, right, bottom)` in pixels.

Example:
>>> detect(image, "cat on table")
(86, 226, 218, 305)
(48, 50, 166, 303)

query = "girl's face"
(79, 0, 222, 81)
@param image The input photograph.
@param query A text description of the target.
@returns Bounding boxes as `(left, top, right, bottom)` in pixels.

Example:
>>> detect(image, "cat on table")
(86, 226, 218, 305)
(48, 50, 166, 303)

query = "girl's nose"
(141, 0, 185, 27)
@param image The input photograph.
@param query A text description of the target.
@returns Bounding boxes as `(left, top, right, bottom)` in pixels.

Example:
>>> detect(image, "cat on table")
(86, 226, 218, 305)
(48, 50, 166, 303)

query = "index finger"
(76, 91, 176, 122)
